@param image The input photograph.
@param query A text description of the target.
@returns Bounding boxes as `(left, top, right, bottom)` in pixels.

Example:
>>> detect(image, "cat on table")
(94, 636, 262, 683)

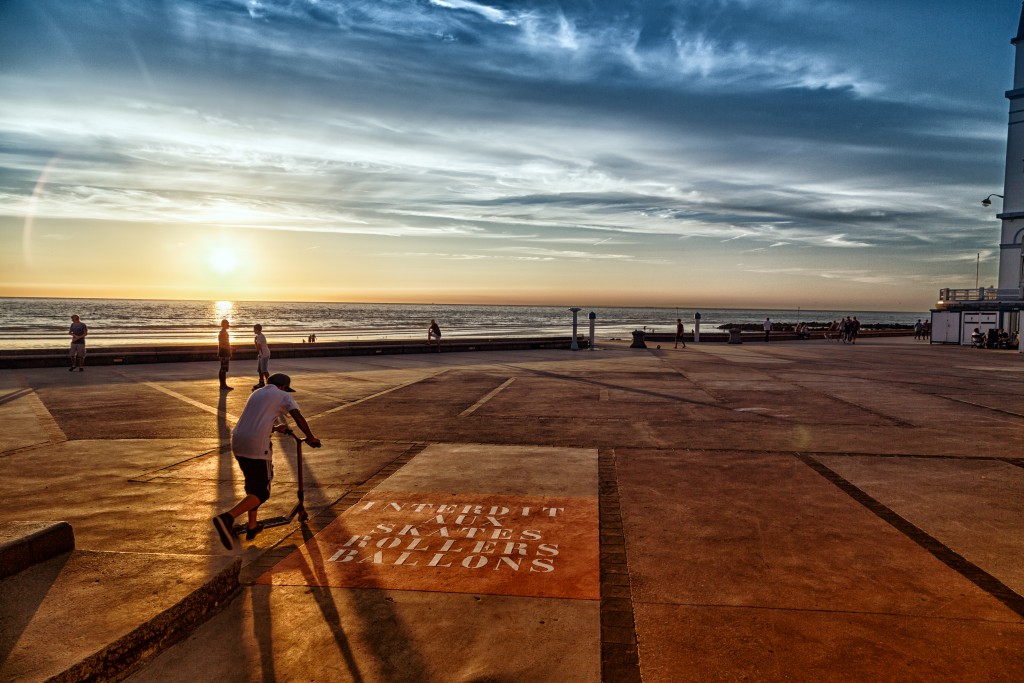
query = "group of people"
(970, 327, 1016, 349)
(912, 319, 932, 340)
(824, 317, 862, 344)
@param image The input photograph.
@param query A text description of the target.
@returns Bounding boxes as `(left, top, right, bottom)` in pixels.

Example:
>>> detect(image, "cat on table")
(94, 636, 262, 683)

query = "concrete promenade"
(1, 337, 1022, 681)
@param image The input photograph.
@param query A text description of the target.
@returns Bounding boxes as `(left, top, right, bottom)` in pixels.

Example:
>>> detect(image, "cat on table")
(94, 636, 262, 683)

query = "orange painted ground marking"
(258, 491, 599, 600)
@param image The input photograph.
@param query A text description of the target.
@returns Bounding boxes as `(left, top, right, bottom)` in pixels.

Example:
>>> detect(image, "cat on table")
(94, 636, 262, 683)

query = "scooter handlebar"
(281, 427, 320, 447)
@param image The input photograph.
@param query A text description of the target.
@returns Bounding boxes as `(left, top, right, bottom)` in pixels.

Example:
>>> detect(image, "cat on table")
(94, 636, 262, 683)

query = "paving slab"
(817, 455, 1024, 595)
(0, 550, 239, 682)
(128, 587, 599, 683)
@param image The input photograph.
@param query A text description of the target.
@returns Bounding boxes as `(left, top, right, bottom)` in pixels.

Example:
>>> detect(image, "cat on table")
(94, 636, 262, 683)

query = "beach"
(0, 297, 929, 350)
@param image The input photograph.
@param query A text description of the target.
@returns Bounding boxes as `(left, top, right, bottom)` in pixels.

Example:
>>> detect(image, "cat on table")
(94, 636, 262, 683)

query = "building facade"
(933, 3, 1024, 347)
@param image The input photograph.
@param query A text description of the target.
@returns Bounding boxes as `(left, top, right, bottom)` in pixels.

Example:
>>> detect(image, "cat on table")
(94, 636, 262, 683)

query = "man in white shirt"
(213, 373, 320, 549)
(252, 323, 271, 390)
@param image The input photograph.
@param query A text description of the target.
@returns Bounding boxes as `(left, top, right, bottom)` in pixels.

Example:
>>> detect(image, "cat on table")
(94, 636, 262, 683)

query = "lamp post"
(569, 307, 581, 350)
(981, 194, 1004, 207)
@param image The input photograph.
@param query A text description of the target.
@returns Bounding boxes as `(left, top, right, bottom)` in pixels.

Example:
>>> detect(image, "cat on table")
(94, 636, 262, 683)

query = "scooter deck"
(232, 515, 291, 535)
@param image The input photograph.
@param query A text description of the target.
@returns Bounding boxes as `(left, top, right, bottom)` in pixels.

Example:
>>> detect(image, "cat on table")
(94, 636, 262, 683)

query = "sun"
(208, 247, 239, 274)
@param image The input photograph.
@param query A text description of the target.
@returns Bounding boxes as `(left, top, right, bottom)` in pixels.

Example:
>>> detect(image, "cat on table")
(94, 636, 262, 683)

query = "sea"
(0, 298, 929, 350)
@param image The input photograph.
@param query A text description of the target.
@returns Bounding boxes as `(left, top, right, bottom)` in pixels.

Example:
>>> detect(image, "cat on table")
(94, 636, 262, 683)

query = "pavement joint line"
(0, 387, 32, 406)
(511, 364, 755, 417)
(632, 599, 1024, 624)
(940, 395, 1024, 421)
(0, 440, 55, 459)
(619, 446, 1010, 463)
(458, 377, 515, 417)
(598, 447, 642, 683)
(804, 451, 1024, 465)
(128, 446, 225, 482)
(793, 452, 1024, 619)
(308, 370, 448, 420)
(120, 373, 240, 424)
(808, 389, 915, 428)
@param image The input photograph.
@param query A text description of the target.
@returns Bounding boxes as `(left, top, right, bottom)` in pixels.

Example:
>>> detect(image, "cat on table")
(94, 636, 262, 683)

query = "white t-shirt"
(231, 385, 298, 460)
(254, 332, 270, 358)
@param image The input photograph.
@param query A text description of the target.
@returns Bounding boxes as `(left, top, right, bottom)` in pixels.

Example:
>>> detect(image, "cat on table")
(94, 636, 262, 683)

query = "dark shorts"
(235, 456, 273, 503)
(219, 349, 230, 371)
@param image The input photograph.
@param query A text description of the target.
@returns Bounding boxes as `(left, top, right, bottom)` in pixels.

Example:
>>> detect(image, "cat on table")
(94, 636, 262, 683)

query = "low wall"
(639, 329, 915, 344)
(0, 336, 587, 369)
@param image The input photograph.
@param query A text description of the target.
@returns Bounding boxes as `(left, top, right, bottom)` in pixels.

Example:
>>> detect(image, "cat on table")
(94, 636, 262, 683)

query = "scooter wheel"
(298, 510, 309, 522)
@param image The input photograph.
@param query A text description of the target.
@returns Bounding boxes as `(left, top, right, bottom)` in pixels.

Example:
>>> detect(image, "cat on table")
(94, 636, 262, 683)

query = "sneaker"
(212, 512, 237, 550)
(220, 385, 233, 391)
(252, 383, 265, 392)
(68, 366, 75, 372)
(245, 522, 265, 540)
(78, 367, 84, 372)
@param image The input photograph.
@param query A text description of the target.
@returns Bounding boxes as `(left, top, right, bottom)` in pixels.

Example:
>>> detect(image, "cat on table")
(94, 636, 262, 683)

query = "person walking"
(763, 317, 772, 343)
(68, 314, 88, 371)
(427, 319, 442, 352)
(253, 324, 270, 390)
(212, 373, 321, 549)
(218, 319, 232, 391)
(913, 319, 923, 340)
(674, 318, 686, 349)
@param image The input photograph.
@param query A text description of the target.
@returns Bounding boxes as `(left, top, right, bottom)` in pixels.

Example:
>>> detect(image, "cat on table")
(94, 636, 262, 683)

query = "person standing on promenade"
(427, 319, 442, 352)
(674, 318, 686, 349)
(763, 317, 772, 343)
(212, 373, 321, 549)
(218, 319, 232, 391)
(68, 314, 88, 371)
(914, 319, 923, 340)
(253, 324, 270, 390)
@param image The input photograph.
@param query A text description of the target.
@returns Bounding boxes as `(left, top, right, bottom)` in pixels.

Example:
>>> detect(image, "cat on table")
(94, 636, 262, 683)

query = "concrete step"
(0, 549, 240, 682)
(0, 521, 75, 579)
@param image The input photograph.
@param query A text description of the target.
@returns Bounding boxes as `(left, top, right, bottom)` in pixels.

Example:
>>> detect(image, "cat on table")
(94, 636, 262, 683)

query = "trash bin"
(630, 329, 647, 349)
(728, 328, 742, 344)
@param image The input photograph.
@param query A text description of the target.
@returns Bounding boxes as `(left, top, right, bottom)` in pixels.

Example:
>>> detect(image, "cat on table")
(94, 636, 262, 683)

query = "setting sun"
(207, 247, 239, 275)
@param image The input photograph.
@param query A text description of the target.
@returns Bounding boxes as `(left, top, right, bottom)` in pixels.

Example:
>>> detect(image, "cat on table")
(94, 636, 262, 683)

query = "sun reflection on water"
(213, 300, 235, 324)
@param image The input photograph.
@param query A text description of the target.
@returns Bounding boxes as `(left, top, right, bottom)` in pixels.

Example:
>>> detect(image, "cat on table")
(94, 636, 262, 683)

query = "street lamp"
(981, 194, 1004, 207)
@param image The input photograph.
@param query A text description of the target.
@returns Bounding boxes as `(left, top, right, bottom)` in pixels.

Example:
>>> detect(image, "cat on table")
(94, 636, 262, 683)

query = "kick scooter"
(233, 427, 318, 535)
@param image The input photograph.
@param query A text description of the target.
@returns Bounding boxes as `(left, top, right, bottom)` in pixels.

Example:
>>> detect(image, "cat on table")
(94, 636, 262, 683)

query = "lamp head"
(982, 197, 992, 207)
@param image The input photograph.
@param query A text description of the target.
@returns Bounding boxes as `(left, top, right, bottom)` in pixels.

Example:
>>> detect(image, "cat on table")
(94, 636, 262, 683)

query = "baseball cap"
(267, 373, 296, 392)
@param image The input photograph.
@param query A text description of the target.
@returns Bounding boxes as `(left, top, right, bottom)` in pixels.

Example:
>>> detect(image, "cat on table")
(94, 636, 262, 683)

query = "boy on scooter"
(212, 373, 320, 549)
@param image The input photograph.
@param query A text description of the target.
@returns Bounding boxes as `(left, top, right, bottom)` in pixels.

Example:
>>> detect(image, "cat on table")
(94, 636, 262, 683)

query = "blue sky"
(0, 0, 1020, 309)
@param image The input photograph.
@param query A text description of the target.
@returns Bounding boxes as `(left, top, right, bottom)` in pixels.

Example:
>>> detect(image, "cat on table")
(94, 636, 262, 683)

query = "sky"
(0, 0, 1021, 311)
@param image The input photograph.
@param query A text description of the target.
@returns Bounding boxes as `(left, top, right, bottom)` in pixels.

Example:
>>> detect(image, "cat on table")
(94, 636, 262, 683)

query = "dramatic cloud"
(0, 0, 1019, 307)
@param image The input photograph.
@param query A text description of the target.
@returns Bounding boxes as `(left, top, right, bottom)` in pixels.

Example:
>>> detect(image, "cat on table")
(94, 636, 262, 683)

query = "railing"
(937, 287, 1024, 304)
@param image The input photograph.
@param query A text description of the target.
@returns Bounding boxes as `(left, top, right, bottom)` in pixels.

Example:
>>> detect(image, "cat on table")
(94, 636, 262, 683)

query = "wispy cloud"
(0, 0, 1011, 307)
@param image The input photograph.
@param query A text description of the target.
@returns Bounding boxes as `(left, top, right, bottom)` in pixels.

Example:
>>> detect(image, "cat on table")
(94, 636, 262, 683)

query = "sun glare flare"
(208, 247, 239, 274)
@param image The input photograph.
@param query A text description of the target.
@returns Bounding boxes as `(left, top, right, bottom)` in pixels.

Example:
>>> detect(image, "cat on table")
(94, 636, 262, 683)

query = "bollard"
(630, 329, 647, 349)
(569, 307, 581, 350)
(589, 311, 596, 351)
(694, 311, 701, 343)
(728, 328, 742, 344)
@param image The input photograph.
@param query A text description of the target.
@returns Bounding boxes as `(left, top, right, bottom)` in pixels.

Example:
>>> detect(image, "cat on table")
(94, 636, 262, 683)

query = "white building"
(933, 3, 1024, 346)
